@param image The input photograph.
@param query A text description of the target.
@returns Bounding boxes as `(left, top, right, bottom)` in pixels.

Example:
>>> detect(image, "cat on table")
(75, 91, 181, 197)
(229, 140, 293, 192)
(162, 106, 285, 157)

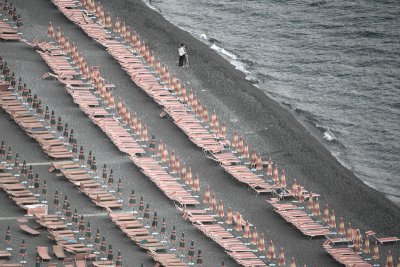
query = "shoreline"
(97, 0, 400, 234)
(1, 0, 398, 265)
(139, 0, 400, 208)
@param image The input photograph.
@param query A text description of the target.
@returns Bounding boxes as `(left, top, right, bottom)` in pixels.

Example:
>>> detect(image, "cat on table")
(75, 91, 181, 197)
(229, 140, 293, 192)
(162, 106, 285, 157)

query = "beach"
(0, 0, 399, 266)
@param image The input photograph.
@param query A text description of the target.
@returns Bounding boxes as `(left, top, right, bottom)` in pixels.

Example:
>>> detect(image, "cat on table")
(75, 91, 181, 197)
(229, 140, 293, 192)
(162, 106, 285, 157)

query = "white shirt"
(178, 46, 186, 56)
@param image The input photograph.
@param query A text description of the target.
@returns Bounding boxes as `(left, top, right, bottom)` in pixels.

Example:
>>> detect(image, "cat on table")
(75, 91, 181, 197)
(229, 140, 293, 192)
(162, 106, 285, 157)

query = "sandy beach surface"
(0, 0, 399, 266)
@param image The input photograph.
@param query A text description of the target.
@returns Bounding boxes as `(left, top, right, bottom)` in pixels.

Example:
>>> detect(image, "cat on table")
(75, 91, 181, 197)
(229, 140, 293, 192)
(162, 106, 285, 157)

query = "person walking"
(178, 43, 186, 67)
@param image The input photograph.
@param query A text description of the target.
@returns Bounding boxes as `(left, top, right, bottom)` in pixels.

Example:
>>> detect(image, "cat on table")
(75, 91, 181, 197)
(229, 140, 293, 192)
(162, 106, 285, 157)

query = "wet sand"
(0, 0, 399, 266)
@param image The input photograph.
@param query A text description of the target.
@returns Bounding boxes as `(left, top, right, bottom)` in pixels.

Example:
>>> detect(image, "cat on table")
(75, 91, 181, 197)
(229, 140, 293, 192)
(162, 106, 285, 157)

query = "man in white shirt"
(178, 43, 186, 67)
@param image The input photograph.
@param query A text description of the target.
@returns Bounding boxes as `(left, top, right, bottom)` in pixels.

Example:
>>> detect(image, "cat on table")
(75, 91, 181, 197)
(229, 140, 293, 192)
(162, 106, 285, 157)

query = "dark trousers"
(179, 55, 185, 66)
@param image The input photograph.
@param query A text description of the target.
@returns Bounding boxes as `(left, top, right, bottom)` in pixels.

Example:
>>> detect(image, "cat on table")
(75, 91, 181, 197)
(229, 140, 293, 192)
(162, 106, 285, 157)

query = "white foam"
(210, 43, 238, 60)
(141, 0, 158, 11)
(200, 33, 208, 40)
(323, 129, 336, 141)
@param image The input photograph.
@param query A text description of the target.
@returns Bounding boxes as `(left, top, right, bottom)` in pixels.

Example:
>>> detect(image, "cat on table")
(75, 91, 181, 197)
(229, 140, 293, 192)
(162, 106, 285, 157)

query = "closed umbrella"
(188, 240, 195, 262)
(225, 207, 233, 225)
(258, 233, 266, 252)
(102, 164, 107, 183)
(13, 153, 19, 172)
(41, 179, 48, 203)
(372, 241, 379, 260)
(196, 250, 203, 266)
(209, 193, 216, 210)
(87, 151, 92, 169)
(323, 204, 329, 223)
(108, 169, 114, 187)
(53, 190, 60, 214)
(56, 117, 63, 133)
(34, 174, 40, 196)
(192, 174, 200, 192)
(307, 192, 313, 210)
(79, 215, 86, 239)
(6, 147, 12, 164)
(289, 257, 296, 267)
(278, 247, 285, 266)
(66, 203, 72, 225)
(354, 229, 361, 251)
(0, 141, 5, 161)
(152, 211, 158, 233)
(203, 186, 210, 204)
(143, 204, 150, 225)
(21, 160, 27, 182)
(36, 252, 41, 267)
(280, 170, 286, 188)
(217, 200, 224, 218)
(363, 234, 370, 254)
(94, 229, 101, 253)
(28, 165, 33, 188)
(117, 179, 123, 200)
(72, 209, 79, 227)
(107, 244, 113, 261)
(329, 210, 336, 229)
(138, 196, 144, 216)
(79, 146, 85, 166)
(251, 227, 258, 246)
(160, 217, 166, 242)
(386, 250, 393, 267)
(19, 238, 26, 264)
(170, 225, 176, 250)
(116, 250, 122, 267)
(267, 239, 276, 260)
(243, 221, 250, 239)
(179, 232, 185, 255)
(91, 156, 97, 173)
(85, 222, 92, 247)
(5, 226, 12, 251)
(100, 237, 107, 260)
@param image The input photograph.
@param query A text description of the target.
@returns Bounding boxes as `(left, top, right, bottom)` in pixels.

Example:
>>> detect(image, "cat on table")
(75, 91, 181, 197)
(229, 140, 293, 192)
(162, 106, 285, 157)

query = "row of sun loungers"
(50, 160, 123, 209)
(323, 242, 372, 267)
(0, 18, 20, 41)
(108, 211, 188, 267)
(0, 91, 74, 159)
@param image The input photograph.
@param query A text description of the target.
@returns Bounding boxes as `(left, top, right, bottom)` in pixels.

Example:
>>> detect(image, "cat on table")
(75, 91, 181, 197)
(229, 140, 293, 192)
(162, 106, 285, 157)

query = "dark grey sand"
(0, 0, 399, 266)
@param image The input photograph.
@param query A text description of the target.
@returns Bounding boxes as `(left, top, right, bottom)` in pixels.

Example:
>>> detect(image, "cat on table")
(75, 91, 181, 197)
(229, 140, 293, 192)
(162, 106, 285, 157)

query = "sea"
(142, 0, 400, 205)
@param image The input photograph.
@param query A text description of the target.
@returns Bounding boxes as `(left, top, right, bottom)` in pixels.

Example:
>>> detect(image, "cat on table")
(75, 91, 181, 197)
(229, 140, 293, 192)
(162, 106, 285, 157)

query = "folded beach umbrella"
(234, 213, 243, 233)
(117, 179, 123, 198)
(86, 151, 93, 169)
(107, 244, 113, 261)
(44, 106, 50, 122)
(69, 129, 75, 144)
(217, 200, 224, 218)
(278, 247, 285, 266)
(196, 250, 203, 266)
(251, 227, 258, 246)
(53, 190, 59, 211)
(179, 233, 185, 253)
(129, 190, 136, 209)
(289, 257, 296, 267)
(79, 215, 85, 233)
(19, 238, 26, 262)
(258, 233, 265, 252)
(108, 169, 114, 186)
(160, 217, 166, 236)
(21, 160, 27, 180)
(6, 147, 12, 164)
(144, 204, 151, 223)
(363, 234, 370, 254)
(307, 192, 314, 210)
(79, 146, 85, 166)
(85, 222, 92, 243)
(346, 223, 353, 240)
(267, 240, 276, 259)
(280, 170, 287, 188)
(220, 123, 227, 140)
(5, 226, 12, 250)
(72, 209, 79, 226)
(323, 204, 329, 223)
(28, 165, 33, 187)
(168, 149, 175, 169)
(188, 240, 195, 261)
(232, 131, 239, 150)
(63, 123, 69, 139)
(62, 195, 69, 214)
(94, 229, 101, 247)
(243, 143, 249, 158)
(42, 179, 47, 201)
(138, 196, 144, 214)
(34, 174, 40, 193)
(203, 186, 210, 204)
(192, 174, 200, 192)
(100, 237, 107, 255)
(13, 153, 19, 171)
(329, 210, 336, 229)
(353, 229, 361, 251)
(66, 203, 72, 223)
(170, 225, 177, 246)
(272, 165, 279, 183)
(36, 252, 41, 267)
(372, 241, 379, 260)
(313, 198, 320, 216)
(56, 117, 63, 133)
(181, 163, 187, 181)
(386, 250, 393, 267)
(186, 168, 193, 185)
(102, 164, 107, 183)
(116, 250, 122, 267)
(210, 193, 217, 210)
(0, 141, 4, 160)
(152, 211, 158, 230)
(243, 221, 250, 239)
(91, 156, 97, 173)
(225, 207, 233, 225)
(174, 157, 181, 174)
(256, 155, 263, 172)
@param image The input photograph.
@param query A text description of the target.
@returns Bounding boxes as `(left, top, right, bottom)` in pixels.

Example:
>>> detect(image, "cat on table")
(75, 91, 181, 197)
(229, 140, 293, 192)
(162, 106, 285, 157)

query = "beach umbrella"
(256, 155, 263, 171)
(85, 222, 92, 242)
(129, 190, 136, 208)
(91, 156, 97, 173)
(69, 129, 75, 144)
(196, 250, 203, 266)
(192, 174, 200, 192)
(258, 233, 265, 252)
(353, 229, 361, 251)
(149, 135, 156, 155)
(107, 244, 113, 261)
(115, 250, 122, 267)
(372, 241, 379, 260)
(251, 227, 258, 246)
(94, 229, 101, 247)
(6, 147, 12, 164)
(307, 192, 314, 210)
(42, 179, 47, 202)
(63, 123, 69, 139)
(179, 232, 185, 252)
(79, 146, 85, 165)
(170, 225, 176, 245)
(53, 190, 59, 211)
(210, 193, 217, 210)
(36, 252, 41, 267)
(386, 250, 393, 267)
(243, 221, 251, 239)
(346, 223, 353, 240)
(337, 217, 345, 236)
(152, 211, 158, 231)
(225, 207, 233, 225)
(323, 204, 329, 223)
(280, 170, 287, 188)
(278, 247, 285, 266)
(160, 217, 166, 236)
(5, 226, 12, 250)
(34, 174, 40, 194)
(138, 196, 144, 214)
(13, 153, 19, 171)
(272, 165, 279, 183)
(44, 106, 50, 122)
(72, 209, 79, 226)
(56, 117, 63, 133)
(62, 195, 69, 214)
(79, 215, 86, 233)
(117, 179, 123, 198)
(174, 156, 181, 173)
(203, 186, 210, 204)
(297, 185, 304, 202)
(329, 210, 336, 229)
(363, 234, 370, 254)
(243, 143, 249, 158)
(21, 160, 27, 180)
(267, 159, 272, 176)
(290, 257, 296, 267)
(87, 150, 93, 168)
(66, 203, 72, 223)
(186, 167, 193, 185)
(50, 111, 56, 128)
(234, 213, 243, 232)
(217, 200, 224, 218)
(397, 258, 400, 267)
(0, 141, 5, 160)
(267, 240, 276, 259)
(313, 197, 320, 216)
(28, 165, 33, 187)
(144, 204, 151, 222)
(102, 164, 107, 183)
(108, 169, 114, 186)
(232, 131, 239, 150)
(100, 236, 107, 254)
(19, 238, 26, 263)
(188, 240, 195, 261)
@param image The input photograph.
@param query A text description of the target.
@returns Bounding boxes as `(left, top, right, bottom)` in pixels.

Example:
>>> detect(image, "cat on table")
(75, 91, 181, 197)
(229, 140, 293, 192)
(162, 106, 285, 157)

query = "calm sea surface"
(144, 0, 400, 204)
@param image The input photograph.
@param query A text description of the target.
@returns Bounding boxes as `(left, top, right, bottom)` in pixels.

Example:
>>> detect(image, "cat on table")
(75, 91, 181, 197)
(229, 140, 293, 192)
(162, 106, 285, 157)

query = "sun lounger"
(37, 246, 52, 261)
(18, 223, 40, 236)
(53, 245, 66, 259)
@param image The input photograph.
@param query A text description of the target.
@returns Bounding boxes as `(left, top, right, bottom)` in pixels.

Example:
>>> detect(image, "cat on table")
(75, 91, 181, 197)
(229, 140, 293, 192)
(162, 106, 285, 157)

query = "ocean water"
(143, 0, 400, 205)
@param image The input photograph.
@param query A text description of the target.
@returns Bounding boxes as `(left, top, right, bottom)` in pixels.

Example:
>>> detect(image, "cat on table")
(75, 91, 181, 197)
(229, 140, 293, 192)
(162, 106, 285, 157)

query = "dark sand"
(0, 0, 399, 266)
